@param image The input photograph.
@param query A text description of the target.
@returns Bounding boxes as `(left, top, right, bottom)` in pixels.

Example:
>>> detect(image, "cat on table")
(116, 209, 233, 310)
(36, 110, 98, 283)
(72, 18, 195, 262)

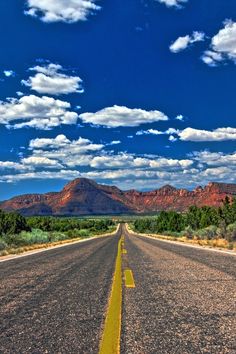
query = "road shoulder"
(126, 224, 236, 256)
(0, 225, 119, 263)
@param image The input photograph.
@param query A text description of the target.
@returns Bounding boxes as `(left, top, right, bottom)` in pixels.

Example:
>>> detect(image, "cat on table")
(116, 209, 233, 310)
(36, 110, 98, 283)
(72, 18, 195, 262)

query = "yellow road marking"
(99, 238, 122, 354)
(124, 269, 135, 288)
(122, 249, 127, 254)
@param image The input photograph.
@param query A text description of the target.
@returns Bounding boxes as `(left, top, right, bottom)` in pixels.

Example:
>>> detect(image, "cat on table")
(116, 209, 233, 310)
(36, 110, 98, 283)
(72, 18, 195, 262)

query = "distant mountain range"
(1, 178, 236, 216)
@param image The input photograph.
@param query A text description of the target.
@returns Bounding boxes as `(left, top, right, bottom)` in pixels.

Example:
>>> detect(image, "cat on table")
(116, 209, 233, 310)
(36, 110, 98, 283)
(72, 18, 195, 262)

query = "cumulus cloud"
(22, 63, 84, 96)
(29, 134, 103, 152)
(3, 142, 236, 189)
(175, 114, 184, 121)
(136, 127, 179, 137)
(3, 70, 15, 77)
(158, 0, 188, 8)
(29, 134, 104, 168)
(16, 91, 24, 97)
(109, 140, 121, 145)
(29, 134, 70, 149)
(137, 126, 236, 143)
(28, 134, 193, 172)
(79, 105, 168, 128)
(191, 151, 236, 167)
(0, 161, 30, 171)
(0, 95, 78, 130)
(201, 50, 224, 67)
(0, 170, 82, 183)
(136, 129, 163, 136)
(25, 0, 101, 23)
(169, 135, 177, 142)
(170, 31, 205, 53)
(202, 20, 236, 66)
(22, 156, 63, 168)
(178, 127, 236, 142)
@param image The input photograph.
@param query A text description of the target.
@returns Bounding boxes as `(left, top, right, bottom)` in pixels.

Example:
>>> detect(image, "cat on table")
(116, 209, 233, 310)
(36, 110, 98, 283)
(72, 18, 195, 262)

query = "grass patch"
(0, 224, 117, 258)
(128, 223, 236, 251)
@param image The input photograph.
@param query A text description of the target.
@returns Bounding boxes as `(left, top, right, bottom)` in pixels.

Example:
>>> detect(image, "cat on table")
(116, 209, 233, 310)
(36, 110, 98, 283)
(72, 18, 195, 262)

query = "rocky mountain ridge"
(1, 178, 236, 216)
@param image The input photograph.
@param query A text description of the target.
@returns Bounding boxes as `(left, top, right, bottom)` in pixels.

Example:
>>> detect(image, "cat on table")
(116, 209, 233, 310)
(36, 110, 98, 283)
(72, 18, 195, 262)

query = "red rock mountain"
(1, 178, 236, 216)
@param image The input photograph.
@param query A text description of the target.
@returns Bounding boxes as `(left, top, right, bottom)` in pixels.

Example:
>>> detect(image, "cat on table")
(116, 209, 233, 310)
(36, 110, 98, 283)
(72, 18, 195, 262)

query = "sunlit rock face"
(1, 178, 236, 216)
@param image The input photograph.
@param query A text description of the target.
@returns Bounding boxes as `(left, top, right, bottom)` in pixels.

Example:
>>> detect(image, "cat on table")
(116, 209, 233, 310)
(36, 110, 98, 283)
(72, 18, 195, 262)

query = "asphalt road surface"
(121, 227, 236, 354)
(0, 224, 236, 354)
(0, 229, 121, 354)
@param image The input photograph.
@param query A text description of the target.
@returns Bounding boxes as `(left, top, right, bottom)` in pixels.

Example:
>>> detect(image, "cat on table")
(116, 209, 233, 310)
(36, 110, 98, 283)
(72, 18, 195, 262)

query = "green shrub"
(0, 209, 30, 236)
(226, 223, 236, 242)
(77, 229, 90, 237)
(0, 238, 7, 251)
(182, 226, 194, 239)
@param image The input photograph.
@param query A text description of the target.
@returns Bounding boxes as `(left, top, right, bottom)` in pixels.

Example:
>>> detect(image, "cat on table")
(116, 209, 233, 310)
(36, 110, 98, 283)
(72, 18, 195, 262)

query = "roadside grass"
(0, 225, 117, 257)
(127, 224, 236, 251)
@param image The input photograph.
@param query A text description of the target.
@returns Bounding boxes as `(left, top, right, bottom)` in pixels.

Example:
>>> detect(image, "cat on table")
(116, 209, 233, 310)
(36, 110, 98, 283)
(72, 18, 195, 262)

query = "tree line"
(0, 210, 115, 250)
(133, 197, 236, 241)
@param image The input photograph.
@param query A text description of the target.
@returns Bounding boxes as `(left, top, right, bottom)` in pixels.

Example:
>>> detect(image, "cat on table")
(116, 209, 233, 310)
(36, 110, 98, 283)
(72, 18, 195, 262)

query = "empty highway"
(0, 224, 236, 353)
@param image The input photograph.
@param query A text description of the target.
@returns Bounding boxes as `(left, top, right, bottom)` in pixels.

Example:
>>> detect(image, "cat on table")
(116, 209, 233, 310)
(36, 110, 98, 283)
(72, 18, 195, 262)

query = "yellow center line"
(124, 269, 135, 288)
(99, 238, 122, 354)
(122, 249, 127, 254)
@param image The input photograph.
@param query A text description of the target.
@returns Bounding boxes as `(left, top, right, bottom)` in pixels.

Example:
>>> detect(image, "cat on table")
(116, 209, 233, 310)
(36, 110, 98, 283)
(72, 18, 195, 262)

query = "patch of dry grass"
(127, 224, 236, 251)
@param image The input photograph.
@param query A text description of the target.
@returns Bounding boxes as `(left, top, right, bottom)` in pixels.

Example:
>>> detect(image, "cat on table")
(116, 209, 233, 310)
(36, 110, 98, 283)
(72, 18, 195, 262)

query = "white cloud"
(26, 133, 194, 173)
(29, 134, 104, 168)
(0, 95, 78, 130)
(3, 144, 236, 189)
(136, 127, 179, 137)
(202, 20, 236, 66)
(0, 170, 82, 183)
(169, 135, 177, 142)
(158, 0, 188, 8)
(170, 31, 205, 53)
(29, 134, 70, 149)
(25, 0, 101, 23)
(178, 127, 236, 142)
(29, 134, 103, 152)
(201, 50, 223, 67)
(22, 156, 63, 168)
(175, 114, 184, 121)
(109, 140, 121, 145)
(3, 70, 15, 77)
(16, 91, 24, 97)
(0, 161, 29, 171)
(191, 151, 236, 167)
(165, 127, 179, 135)
(22, 63, 83, 96)
(79, 105, 168, 127)
(136, 129, 163, 136)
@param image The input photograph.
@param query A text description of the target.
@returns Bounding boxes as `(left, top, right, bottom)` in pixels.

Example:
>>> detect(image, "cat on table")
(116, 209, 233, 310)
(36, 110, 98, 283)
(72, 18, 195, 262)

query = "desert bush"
(0, 238, 7, 250)
(77, 229, 90, 237)
(226, 223, 236, 242)
(182, 226, 194, 239)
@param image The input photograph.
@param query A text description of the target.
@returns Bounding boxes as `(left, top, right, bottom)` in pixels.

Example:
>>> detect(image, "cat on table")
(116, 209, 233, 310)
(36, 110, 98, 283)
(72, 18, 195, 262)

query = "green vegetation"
(133, 197, 236, 245)
(0, 210, 115, 255)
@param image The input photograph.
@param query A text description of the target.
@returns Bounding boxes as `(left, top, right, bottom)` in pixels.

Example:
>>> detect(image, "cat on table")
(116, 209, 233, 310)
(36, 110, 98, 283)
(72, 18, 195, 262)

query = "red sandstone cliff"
(1, 179, 236, 216)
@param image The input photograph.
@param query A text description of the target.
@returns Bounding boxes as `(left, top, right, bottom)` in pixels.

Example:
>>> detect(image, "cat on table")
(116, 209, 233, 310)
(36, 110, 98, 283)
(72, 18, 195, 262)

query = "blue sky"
(0, 0, 236, 199)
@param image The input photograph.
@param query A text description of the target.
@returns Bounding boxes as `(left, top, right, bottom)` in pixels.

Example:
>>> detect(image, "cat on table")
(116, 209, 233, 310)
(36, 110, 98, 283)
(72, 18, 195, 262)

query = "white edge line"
(126, 225, 236, 257)
(0, 225, 119, 263)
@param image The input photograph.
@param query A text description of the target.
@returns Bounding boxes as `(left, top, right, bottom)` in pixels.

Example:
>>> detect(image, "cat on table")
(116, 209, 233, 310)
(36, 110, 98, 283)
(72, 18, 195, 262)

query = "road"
(121, 226, 236, 354)
(0, 224, 236, 353)
(0, 229, 121, 354)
